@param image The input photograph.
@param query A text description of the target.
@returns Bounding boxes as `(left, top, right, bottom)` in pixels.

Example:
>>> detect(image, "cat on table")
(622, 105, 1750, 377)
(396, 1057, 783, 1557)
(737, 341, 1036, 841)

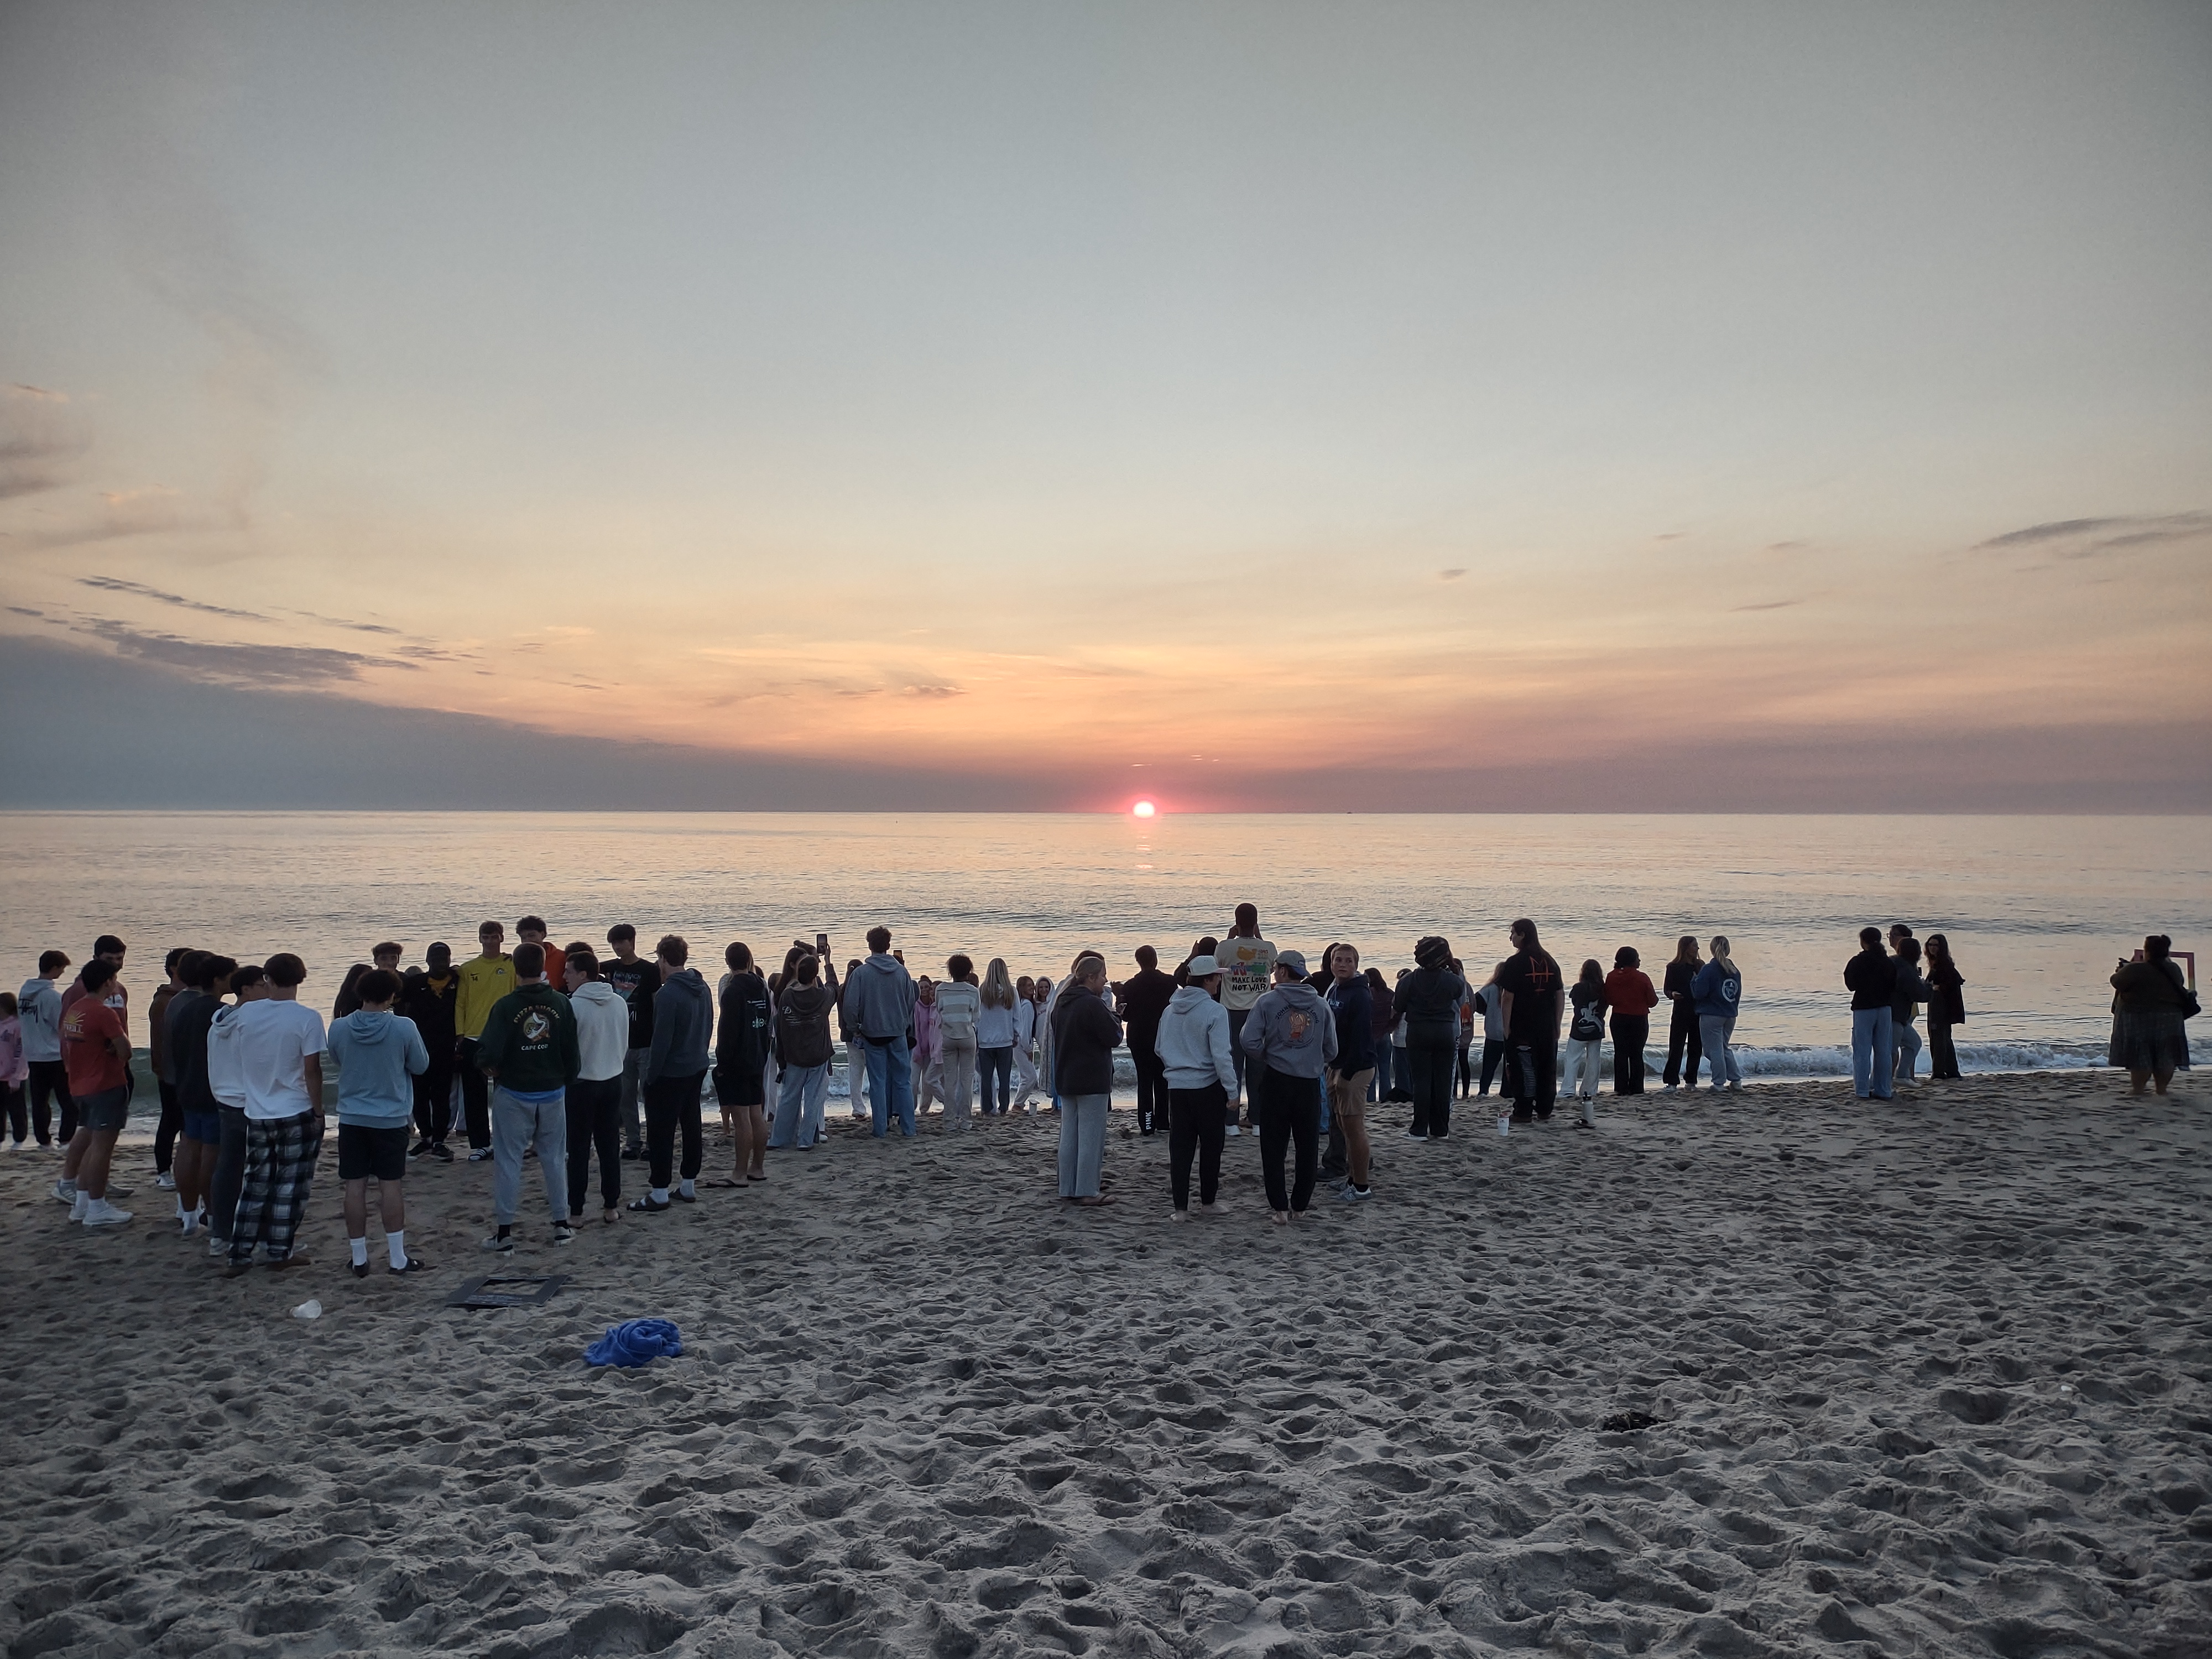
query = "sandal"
(627, 1195, 670, 1213)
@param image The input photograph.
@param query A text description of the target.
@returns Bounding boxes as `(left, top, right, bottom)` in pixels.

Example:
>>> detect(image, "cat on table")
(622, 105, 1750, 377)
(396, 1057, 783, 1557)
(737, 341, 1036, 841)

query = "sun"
(1131, 799, 1156, 818)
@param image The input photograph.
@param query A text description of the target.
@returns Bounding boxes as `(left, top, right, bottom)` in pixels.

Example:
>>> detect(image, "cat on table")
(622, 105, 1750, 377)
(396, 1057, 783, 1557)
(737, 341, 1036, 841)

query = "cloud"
(76, 618, 422, 687)
(1729, 599, 1802, 612)
(1438, 568, 1466, 581)
(9, 606, 45, 618)
(4, 486, 200, 554)
(0, 383, 92, 501)
(1764, 540, 1807, 552)
(902, 684, 964, 698)
(80, 575, 268, 622)
(1974, 512, 2211, 554)
(284, 608, 403, 637)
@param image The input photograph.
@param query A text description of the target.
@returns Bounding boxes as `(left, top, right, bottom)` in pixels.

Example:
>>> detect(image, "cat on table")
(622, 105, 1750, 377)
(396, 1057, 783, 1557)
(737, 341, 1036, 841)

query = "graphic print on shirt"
(521, 1008, 554, 1044)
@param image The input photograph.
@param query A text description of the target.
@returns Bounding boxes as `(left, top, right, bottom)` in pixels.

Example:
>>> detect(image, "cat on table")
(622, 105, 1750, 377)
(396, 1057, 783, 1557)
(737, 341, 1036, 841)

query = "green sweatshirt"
(473, 983, 580, 1095)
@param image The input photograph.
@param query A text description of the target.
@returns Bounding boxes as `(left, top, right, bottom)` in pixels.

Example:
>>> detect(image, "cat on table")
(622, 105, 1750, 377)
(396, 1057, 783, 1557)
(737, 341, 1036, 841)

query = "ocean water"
(2, 812, 2204, 1082)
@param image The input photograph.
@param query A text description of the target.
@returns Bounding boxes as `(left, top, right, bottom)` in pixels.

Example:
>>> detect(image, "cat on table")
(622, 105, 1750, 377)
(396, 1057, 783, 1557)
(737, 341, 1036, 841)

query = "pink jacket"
(910, 1000, 940, 1066)
(0, 1016, 24, 1087)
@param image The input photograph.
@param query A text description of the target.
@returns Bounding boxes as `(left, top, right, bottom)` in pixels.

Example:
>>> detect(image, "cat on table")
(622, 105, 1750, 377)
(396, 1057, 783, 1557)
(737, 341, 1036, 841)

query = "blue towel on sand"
(585, 1318, 684, 1368)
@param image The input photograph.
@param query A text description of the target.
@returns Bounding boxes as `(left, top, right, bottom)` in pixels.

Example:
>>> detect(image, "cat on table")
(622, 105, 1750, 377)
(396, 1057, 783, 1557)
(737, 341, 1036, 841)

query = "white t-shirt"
(1217, 937, 1277, 1012)
(232, 999, 328, 1120)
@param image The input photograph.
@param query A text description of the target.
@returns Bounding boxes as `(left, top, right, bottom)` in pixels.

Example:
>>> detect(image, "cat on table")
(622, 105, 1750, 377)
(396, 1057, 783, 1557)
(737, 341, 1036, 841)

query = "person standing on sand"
(59, 936, 131, 1144)
(712, 943, 771, 1183)
(1240, 951, 1338, 1224)
(1158, 953, 1237, 1220)
(18, 951, 71, 1149)
(1604, 948, 1659, 1095)
(1924, 935, 1966, 1079)
(2109, 935, 2194, 1095)
(1845, 927, 1898, 1102)
(1562, 959, 1608, 1116)
(974, 959, 1019, 1118)
(166, 952, 232, 1237)
(1692, 938, 1743, 1094)
(400, 943, 459, 1161)
(1396, 937, 1467, 1140)
(55, 958, 135, 1226)
(1011, 975, 1041, 1110)
(1119, 946, 1177, 1137)
(1890, 937, 1928, 1086)
(1474, 963, 1509, 1100)
(911, 977, 944, 1118)
(634, 935, 713, 1209)
(475, 941, 581, 1251)
(221, 954, 327, 1274)
(935, 957, 983, 1130)
(769, 952, 838, 1149)
(1500, 920, 1564, 1124)
(1364, 966, 1395, 1104)
(204, 964, 264, 1258)
(0, 993, 25, 1149)
(454, 921, 515, 1163)
(843, 930, 918, 1137)
(603, 925, 658, 1160)
(1052, 953, 1121, 1203)
(326, 967, 430, 1277)
(1216, 905, 1276, 1134)
(1660, 935, 1704, 1091)
(148, 947, 187, 1191)
(1324, 945, 1375, 1201)
(562, 946, 628, 1225)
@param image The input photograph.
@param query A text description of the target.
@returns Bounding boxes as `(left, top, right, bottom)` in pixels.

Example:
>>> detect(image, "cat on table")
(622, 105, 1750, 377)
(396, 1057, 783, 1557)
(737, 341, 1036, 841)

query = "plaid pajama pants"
(228, 1109, 325, 1266)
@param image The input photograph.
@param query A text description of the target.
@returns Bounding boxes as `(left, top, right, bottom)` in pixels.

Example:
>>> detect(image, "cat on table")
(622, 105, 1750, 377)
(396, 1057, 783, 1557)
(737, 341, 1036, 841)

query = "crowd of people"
(0, 910, 2192, 1270)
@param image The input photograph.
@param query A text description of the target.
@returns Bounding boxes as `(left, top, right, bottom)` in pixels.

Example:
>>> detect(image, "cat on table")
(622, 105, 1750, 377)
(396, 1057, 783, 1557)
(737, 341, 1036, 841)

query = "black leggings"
(207, 1105, 249, 1242)
(646, 1070, 706, 1191)
(414, 1053, 455, 1143)
(457, 1039, 492, 1148)
(154, 1079, 182, 1173)
(566, 1076, 622, 1215)
(1167, 1081, 1227, 1210)
(1406, 1040, 1456, 1138)
(1662, 1004, 1703, 1087)
(1258, 1069, 1321, 1214)
(1131, 1043, 1166, 1134)
(1928, 1019, 1961, 1079)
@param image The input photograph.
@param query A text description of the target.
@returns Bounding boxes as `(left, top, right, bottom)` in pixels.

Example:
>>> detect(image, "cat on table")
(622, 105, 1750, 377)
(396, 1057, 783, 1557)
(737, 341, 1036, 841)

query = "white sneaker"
(82, 1199, 133, 1227)
(51, 1179, 75, 1206)
(156, 1171, 177, 1191)
(69, 1191, 90, 1222)
(1225, 1125, 1241, 1137)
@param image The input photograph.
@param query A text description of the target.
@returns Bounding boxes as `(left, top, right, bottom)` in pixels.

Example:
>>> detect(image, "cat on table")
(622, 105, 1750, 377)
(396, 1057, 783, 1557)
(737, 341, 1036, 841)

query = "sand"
(1, 1071, 2206, 1658)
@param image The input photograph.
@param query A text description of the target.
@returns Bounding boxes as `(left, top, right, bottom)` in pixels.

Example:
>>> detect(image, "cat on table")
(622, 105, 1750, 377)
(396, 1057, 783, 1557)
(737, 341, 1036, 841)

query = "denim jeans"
(978, 1046, 1014, 1114)
(769, 1061, 827, 1148)
(1698, 1015, 1740, 1087)
(1851, 1008, 1895, 1098)
(864, 1037, 915, 1136)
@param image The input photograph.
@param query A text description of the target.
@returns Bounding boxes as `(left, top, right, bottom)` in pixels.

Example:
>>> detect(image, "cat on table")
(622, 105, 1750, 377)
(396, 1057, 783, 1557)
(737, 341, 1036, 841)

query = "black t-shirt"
(606, 957, 658, 1049)
(169, 989, 223, 1114)
(1500, 949, 1563, 1039)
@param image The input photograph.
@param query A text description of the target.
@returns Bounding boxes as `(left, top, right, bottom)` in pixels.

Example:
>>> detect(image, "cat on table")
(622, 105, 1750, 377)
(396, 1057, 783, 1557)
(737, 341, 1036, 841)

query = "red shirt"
(61, 998, 128, 1097)
(1603, 969, 1660, 1018)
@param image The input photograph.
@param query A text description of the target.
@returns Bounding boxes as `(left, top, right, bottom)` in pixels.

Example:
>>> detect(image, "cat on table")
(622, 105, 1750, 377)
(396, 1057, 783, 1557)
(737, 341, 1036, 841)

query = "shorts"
(337, 1121, 410, 1182)
(76, 1086, 131, 1134)
(182, 1110, 222, 1144)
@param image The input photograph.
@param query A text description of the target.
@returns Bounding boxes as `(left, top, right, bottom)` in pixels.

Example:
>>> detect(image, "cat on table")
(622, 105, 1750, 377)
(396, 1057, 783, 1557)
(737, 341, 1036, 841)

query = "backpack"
(775, 990, 833, 1068)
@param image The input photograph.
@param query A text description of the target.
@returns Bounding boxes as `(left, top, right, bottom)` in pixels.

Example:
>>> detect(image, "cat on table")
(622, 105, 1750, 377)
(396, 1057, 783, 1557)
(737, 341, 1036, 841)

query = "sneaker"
(430, 1142, 454, 1163)
(480, 1232, 514, 1252)
(1663, 1083, 1679, 1093)
(552, 1224, 577, 1246)
(82, 1199, 133, 1227)
(408, 1138, 431, 1159)
(156, 1171, 177, 1190)
(1340, 1184, 1372, 1202)
(50, 1179, 75, 1205)
(69, 1192, 89, 1222)
(1225, 1125, 1241, 1138)
(1405, 1130, 1428, 1140)
(468, 1147, 494, 1163)
(620, 1146, 645, 1161)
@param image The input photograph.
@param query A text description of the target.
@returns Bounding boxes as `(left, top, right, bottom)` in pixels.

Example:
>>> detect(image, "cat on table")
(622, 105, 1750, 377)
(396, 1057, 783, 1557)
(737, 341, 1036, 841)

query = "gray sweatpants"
(492, 1086, 568, 1227)
(1057, 1093, 1109, 1197)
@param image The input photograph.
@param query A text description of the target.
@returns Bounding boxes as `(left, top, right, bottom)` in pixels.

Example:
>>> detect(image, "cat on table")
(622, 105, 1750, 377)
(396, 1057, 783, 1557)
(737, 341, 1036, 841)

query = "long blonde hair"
(1709, 935, 1736, 975)
(982, 957, 1015, 1009)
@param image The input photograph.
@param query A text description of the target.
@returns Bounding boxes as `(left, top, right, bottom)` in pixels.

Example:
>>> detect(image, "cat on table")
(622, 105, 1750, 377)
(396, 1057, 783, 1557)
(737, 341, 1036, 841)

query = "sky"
(2, 1, 2208, 811)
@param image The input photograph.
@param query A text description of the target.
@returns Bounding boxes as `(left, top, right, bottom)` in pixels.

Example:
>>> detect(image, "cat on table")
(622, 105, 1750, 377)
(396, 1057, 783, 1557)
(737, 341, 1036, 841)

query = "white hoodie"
(570, 980, 629, 1082)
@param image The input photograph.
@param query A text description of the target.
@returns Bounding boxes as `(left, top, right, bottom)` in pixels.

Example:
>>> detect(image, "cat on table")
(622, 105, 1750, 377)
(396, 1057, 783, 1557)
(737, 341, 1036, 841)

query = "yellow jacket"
(455, 953, 515, 1041)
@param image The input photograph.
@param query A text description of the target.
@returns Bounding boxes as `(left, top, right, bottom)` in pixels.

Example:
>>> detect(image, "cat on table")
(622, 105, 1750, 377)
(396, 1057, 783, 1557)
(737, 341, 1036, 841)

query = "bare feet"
(1270, 1210, 1288, 1226)
(1200, 1200, 1228, 1216)
(1168, 1209, 1190, 1223)
(602, 1207, 620, 1224)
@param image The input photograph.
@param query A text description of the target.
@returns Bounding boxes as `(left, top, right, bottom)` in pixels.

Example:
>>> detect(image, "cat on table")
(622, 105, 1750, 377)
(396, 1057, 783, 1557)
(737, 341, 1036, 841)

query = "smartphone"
(816, 932, 830, 955)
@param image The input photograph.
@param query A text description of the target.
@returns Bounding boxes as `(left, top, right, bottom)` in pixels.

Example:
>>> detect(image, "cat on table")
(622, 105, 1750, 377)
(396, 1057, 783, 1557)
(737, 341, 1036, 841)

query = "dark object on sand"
(1601, 1410, 1663, 1433)
(446, 1274, 570, 1309)
(586, 1318, 685, 1368)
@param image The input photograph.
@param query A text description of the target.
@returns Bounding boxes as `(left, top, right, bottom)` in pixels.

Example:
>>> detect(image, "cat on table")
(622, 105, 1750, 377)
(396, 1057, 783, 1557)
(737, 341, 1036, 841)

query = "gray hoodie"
(326, 1009, 430, 1128)
(1238, 980, 1339, 1079)
(569, 980, 630, 1082)
(647, 968, 713, 1081)
(1155, 985, 1237, 1092)
(842, 952, 916, 1042)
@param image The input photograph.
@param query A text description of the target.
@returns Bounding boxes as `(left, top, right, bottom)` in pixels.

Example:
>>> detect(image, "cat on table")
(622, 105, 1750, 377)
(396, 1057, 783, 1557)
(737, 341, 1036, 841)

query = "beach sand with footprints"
(2, 1071, 2206, 1657)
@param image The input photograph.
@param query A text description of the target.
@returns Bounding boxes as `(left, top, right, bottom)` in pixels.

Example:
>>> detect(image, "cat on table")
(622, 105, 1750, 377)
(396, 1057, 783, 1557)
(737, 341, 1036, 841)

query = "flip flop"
(704, 1177, 743, 1188)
